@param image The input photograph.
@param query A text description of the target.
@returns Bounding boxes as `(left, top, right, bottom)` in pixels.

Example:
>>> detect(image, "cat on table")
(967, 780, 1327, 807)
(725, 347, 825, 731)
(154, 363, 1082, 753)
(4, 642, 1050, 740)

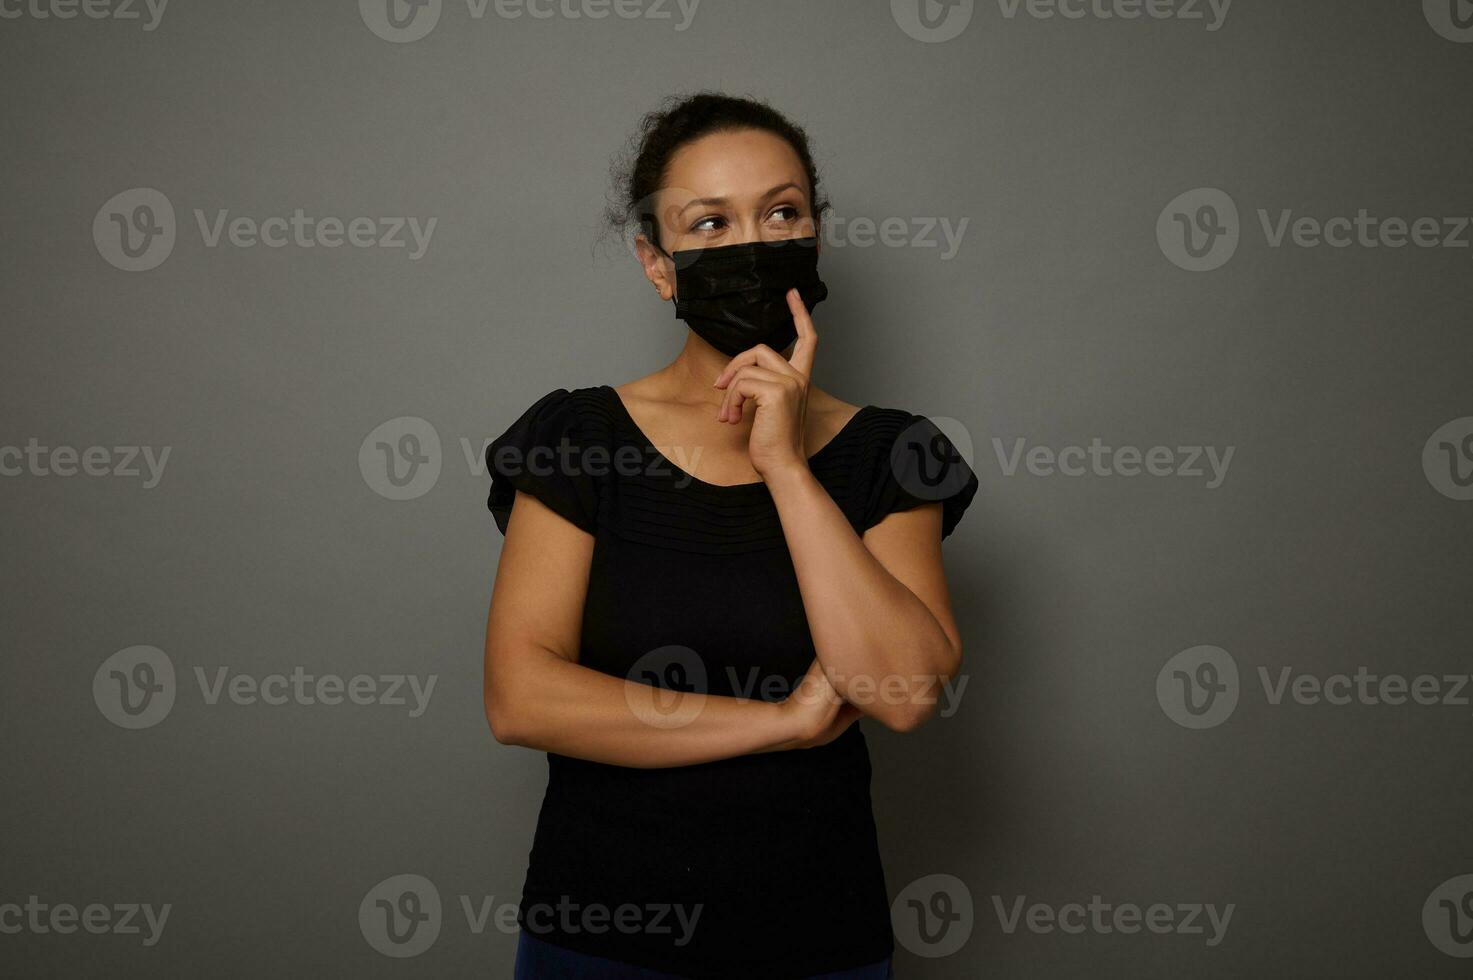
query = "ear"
(635, 234, 676, 302)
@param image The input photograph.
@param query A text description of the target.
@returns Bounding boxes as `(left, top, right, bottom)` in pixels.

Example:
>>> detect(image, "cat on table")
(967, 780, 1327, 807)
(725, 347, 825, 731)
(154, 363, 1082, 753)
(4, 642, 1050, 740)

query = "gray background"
(3, 0, 1471, 976)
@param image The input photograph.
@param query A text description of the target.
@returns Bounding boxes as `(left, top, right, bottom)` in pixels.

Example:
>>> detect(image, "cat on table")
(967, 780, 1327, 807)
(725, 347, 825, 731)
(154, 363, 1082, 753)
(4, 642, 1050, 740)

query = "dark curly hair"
(605, 92, 830, 252)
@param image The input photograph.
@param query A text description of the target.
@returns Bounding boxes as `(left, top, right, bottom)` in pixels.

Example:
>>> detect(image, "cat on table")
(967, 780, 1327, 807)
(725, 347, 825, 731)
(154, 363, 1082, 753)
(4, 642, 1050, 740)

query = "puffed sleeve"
(861, 412, 978, 539)
(485, 389, 600, 536)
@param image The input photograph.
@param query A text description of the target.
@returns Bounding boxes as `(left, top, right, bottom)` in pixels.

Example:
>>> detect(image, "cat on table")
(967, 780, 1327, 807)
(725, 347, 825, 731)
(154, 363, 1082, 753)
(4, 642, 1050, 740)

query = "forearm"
(765, 463, 959, 730)
(486, 646, 798, 768)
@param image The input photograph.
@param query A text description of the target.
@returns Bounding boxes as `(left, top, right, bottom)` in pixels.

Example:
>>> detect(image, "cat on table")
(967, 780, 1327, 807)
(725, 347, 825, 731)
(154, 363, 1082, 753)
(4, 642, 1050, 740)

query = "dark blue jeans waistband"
(513, 930, 896, 980)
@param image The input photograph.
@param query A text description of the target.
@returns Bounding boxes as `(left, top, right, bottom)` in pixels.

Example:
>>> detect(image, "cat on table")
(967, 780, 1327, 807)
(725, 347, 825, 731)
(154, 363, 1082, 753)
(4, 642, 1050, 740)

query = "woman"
(483, 92, 977, 979)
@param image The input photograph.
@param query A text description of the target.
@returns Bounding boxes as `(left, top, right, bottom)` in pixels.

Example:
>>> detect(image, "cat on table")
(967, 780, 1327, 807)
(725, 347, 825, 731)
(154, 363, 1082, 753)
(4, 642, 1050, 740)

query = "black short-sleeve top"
(485, 384, 977, 979)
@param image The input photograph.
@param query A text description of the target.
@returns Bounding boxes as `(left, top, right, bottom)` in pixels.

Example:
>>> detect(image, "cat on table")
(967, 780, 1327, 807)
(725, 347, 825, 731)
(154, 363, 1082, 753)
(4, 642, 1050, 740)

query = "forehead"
(660, 128, 809, 203)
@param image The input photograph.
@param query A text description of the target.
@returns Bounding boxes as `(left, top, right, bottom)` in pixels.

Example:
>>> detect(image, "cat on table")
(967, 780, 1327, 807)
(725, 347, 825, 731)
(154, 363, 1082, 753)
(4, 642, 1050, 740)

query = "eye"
(690, 215, 728, 234)
(767, 205, 800, 224)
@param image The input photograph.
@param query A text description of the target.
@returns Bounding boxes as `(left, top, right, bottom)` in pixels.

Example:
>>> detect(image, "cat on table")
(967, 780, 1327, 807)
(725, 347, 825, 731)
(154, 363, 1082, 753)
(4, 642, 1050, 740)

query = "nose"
(726, 216, 765, 246)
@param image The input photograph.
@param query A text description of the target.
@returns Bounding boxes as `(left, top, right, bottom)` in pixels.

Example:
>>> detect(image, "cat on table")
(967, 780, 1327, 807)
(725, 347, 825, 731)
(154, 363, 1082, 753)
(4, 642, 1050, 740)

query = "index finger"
(785, 287, 818, 377)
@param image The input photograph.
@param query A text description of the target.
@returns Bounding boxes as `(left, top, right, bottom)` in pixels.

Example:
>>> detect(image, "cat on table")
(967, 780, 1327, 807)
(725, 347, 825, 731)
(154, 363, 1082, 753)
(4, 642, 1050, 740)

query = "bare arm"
(713, 291, 965, 733)
(767, 467, 962, 733)
(483, 490, 857, 768)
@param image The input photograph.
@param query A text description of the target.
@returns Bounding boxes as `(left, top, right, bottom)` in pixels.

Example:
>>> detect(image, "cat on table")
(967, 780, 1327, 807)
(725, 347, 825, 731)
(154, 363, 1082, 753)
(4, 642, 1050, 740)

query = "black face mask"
(662, 236, 828, 357)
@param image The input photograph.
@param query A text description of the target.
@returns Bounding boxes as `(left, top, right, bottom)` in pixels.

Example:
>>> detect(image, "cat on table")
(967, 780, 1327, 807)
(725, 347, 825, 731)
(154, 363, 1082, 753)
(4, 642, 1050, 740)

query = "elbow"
(880, 699, 935, 734)
(484, 688, 527, 746)
(877, 637, 962, 734)
(485, 640, 559, 748)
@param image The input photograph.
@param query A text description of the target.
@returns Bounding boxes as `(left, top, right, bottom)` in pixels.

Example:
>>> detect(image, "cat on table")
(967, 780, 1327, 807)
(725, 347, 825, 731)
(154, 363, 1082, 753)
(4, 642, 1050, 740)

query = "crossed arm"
(482, 485, 961, 768)
(764, 464, 962, 731)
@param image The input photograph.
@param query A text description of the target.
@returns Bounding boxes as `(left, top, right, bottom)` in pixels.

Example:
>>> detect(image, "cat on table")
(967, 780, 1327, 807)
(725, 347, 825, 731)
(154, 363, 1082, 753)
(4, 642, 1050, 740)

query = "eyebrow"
(676, 182, 806, 214)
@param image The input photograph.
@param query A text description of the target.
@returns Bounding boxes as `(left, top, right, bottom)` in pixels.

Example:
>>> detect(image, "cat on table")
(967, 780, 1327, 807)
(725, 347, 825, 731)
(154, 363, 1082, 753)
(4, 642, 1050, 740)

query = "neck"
(667, 331, 798, 386)
(670, 332, 731, 393)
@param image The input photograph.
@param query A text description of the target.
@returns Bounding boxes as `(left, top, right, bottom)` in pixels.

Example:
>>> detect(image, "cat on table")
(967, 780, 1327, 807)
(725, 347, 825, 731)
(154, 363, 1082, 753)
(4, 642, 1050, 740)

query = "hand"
(776, 656, 862, 750)
(711, 288, 818, 479)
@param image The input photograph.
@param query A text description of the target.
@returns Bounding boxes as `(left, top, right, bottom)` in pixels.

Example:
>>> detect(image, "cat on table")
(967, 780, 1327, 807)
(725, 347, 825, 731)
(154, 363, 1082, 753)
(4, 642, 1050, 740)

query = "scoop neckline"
(599, 384, 874, 492)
